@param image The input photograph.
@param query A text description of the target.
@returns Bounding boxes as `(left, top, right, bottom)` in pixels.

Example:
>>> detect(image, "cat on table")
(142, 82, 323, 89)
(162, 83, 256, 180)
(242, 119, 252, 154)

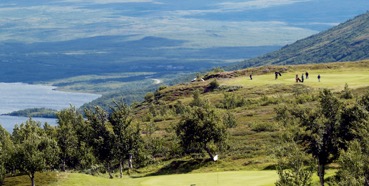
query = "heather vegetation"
(2, 61, 369, 186)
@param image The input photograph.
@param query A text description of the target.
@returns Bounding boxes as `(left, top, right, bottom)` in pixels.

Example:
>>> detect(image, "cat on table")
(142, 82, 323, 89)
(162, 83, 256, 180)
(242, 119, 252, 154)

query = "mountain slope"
(232, 11, 369, 69)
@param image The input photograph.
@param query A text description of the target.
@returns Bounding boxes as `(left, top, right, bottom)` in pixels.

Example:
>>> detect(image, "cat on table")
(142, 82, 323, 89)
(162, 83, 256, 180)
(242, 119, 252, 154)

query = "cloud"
(62, 0, 158, 4)
(0, 1, 318, 47)
(217, 0, 310, 11)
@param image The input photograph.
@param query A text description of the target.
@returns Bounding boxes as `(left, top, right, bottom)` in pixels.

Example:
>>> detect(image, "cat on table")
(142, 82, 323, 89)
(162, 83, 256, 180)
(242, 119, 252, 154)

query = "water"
(0, 83, 100, 132)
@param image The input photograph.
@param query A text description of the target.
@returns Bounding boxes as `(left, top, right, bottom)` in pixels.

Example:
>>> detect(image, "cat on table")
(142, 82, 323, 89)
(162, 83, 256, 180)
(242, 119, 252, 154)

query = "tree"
(359, 91, 369, 112)
(335, 140, 369, 186)
(275, 141, 315, 186)
(338, 103, 369, 149)
(189, 90, 208, 108)
(176, 106, 227, 160)
(109, 100, 142, 178)
(0, 125, 13, 186)
(85, 106, 115, 179)
(12, 118, 59, 186)
(334, 102, 369, 185)
(276, 91, 369, 186)
(292, 89, 341, 186)
(56, 106, 82, 171)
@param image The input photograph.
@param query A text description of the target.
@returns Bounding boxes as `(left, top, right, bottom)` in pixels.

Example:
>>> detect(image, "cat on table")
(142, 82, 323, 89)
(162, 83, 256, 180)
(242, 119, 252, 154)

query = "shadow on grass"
(4, 172, 58, 186)
(146, 158, 212, 176)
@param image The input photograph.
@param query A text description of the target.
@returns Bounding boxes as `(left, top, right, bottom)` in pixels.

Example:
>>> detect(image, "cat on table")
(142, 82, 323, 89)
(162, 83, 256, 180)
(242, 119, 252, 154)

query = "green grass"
(223, 68, 369, 91)
(6, 169, 337, 186)
(42, 171, 279, 186)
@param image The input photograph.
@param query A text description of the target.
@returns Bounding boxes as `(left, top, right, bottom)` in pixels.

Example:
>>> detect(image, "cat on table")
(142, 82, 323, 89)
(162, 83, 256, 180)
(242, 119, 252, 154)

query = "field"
(6, 169, 338, 186)
(222, 61, 369, 91)
(51, 171, 277, 186)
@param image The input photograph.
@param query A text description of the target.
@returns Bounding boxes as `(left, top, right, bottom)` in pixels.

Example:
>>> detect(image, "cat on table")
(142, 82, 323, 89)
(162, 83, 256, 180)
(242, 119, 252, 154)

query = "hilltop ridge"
(232, 11, 369, 69)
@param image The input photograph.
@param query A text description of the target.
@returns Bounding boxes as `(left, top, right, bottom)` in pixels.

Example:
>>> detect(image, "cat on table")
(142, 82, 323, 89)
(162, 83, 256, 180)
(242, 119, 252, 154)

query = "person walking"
(305, 71, 309, 79)
(295, 74, 300, 83)
(301, 73, 304, 82)
(318, 74, 321, 82)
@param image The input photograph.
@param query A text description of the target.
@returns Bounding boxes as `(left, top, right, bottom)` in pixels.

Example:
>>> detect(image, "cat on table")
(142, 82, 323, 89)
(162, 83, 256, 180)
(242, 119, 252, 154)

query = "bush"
(275, 142, 315, 186)
(340, 83, 353, 99)
(208, 79, 220, 90)
(145, 92, 155, 102)
(220, 93, 246, 109)
(250, 122, 278, 132)
(223, 112, 237, 128)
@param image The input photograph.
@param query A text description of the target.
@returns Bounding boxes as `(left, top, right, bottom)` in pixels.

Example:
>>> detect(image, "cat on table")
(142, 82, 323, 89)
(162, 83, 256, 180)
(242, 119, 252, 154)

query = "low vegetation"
(2, 60, 369, 185)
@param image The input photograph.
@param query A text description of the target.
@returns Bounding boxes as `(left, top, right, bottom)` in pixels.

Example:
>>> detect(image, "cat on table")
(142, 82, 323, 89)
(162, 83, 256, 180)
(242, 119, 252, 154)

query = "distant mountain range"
(233, 11, 369, 69)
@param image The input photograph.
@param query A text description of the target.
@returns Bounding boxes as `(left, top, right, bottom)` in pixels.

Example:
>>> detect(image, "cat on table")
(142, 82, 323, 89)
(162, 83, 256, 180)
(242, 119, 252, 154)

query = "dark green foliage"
(359, 91, 369, 112)
(276, 89, 369, 186)
(109, 100, 143, 177)
(57, 106, 94, 171)
(334, 140, 369, 186)
(223, 112, 237, 128)
(0, 125, 13, 186)
(176, 107, 227, 160)
(296, 89, 341, 186)
(189, 90, 209, 108)
(275, 142, 315, 186)
(174, 100, 186, 115)
(338, 103, 369, 149)
(219, 93, 246, 109)
(208, 79, 220, 91)
(144, 92, 155, 103)
(85, 106, 115, 179)
(158, 85, 167, 91)
(278, 89, 342, 186)
(340, 83, 353, 99)
(5, 108, 57, 118)
(12, 119, 59, 186)
(250, 122, 277, 132)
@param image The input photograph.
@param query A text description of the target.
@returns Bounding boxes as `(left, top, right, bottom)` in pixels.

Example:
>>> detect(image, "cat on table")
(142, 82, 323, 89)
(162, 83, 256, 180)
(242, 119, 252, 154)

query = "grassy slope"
(145, 60, 369, 169)
(5, 60, 369, 186)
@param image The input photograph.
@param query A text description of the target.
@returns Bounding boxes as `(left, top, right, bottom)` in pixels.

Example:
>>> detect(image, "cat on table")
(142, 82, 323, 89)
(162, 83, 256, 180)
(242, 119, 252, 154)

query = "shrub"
(221, 93, 246, 109)
(223, 112, 237, 128)
(340, 83, 353, 99)
(145, 92, 155, 102)
(208, 79, 220, 90)
(250, 122, 278, 132)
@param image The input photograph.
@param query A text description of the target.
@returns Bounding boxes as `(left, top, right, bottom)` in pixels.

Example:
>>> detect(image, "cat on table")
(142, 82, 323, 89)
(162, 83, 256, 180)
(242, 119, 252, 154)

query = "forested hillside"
(232, 11, 369, 69)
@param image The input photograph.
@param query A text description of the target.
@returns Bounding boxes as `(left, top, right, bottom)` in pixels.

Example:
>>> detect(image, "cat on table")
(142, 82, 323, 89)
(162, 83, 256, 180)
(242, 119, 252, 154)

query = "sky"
(0, 0, 369, 48)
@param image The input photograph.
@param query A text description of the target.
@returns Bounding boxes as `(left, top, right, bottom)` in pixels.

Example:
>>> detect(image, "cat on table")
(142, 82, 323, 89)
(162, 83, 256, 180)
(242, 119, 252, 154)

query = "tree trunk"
(204, 146, 214, 160)
(107, 162, 113, 179)
(119, 160, 123, 178)
(128, 155, 133, 169)
(29, 172, 35, 186)
(318, 163, 325, 186)
(62, 159, 66, 172)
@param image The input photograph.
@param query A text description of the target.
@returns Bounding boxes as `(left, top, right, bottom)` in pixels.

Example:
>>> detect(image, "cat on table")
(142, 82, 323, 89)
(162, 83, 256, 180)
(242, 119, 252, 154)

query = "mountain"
(233, 11, 369, 69)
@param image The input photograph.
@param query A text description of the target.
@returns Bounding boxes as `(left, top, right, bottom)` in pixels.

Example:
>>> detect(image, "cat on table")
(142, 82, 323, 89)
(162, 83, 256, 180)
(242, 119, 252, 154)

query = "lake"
(0, 83, 100, 132)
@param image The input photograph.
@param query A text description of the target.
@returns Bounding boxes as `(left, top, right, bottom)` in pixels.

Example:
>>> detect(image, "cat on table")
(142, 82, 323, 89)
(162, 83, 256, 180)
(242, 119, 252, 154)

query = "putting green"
(51, 171, 278, 186)
(223, 68, 369, 91)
